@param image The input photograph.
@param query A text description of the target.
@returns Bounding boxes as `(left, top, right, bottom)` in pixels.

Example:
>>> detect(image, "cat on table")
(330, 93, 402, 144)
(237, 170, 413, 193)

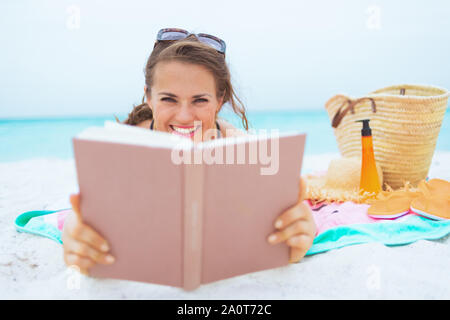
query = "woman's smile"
(169, 124, 201, 138)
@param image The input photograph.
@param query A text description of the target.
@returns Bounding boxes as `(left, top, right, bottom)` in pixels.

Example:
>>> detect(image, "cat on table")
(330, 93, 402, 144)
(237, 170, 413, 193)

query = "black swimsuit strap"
(216, 121, 221, 138)
(150, 119, 221, 138)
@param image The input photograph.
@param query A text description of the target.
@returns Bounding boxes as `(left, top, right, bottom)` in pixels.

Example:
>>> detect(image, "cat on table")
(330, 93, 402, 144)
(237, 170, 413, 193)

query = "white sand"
(1, 152, 449, 299)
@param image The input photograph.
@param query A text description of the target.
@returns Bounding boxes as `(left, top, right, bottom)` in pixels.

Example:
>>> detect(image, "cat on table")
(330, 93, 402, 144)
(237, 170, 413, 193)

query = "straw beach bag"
(325, 84, 449, 190)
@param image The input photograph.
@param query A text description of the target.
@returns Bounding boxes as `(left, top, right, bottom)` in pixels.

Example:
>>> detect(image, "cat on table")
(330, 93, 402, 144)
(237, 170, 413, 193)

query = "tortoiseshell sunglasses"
(155, 28, 226, 54)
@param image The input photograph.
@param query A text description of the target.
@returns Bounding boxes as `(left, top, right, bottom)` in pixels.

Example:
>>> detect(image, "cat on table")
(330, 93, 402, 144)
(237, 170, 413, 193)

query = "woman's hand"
(62, 193, 115, 275)
(267, 177, 316, 263)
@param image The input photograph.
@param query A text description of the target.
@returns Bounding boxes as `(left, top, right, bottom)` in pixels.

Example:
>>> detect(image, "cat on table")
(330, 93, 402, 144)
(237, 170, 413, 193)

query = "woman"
(63, 28, 316, 275)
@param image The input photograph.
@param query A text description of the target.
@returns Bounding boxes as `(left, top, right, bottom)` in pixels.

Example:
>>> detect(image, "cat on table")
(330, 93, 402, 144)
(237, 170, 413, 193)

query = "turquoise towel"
(306, 214, 450, 255)
(15, 210, 450, 255)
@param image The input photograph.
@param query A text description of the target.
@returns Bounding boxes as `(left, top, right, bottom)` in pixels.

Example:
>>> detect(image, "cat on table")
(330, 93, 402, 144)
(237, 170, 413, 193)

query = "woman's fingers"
(68, 193, 110, 252)
(64, 253, 96, 272)
(288, 235, 313, 263)
(268, 219, 312, 244)
(65, 237, 115, 265)
(70, 193, 82, 221)
(274, 201, 311, 230)
(286, 234, 313, 248)
(62, 210, 114, 275)
(69, 222, 110, 253)
(267, 179, 316, 264)
(63, 196, 114, 275)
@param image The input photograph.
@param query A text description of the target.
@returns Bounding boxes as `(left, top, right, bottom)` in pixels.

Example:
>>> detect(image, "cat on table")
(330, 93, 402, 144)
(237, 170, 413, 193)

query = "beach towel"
(306, 201, 450, 255)
(15, 209, 70, 244)
(15, 202, 450, 256)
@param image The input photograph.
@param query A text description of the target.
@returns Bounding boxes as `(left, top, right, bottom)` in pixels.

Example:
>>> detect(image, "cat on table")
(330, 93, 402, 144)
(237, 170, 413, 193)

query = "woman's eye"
(194, 98, 208, 103)
(161, 97, 176, 103)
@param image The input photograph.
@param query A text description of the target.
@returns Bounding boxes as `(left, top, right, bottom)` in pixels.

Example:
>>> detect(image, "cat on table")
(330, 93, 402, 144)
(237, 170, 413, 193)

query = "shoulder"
(217, 118, 248, 138)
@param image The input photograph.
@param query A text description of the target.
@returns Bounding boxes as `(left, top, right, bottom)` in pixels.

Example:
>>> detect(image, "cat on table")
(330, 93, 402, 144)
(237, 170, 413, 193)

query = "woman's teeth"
(171, 125, 197, 135)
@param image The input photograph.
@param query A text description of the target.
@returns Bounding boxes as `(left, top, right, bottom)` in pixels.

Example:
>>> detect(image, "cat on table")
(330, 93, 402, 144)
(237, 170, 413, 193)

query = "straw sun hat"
(305, 157, 384, 204)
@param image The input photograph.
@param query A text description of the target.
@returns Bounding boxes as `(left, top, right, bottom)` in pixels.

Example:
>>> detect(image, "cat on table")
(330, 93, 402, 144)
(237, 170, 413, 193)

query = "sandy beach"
(1, 152, 449, 299)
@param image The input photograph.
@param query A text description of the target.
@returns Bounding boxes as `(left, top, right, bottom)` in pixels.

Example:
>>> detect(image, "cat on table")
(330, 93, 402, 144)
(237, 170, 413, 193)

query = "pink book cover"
(72, 123, 306, 290)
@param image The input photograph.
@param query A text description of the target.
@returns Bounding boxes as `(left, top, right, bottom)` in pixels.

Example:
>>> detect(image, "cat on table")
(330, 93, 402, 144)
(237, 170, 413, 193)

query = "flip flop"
(418, 179, 450, 196)
(410, 179, 450, 220)
(367, 182, 420, 219)
(367, 189, 420, 219)
(410, 194, 450, 220)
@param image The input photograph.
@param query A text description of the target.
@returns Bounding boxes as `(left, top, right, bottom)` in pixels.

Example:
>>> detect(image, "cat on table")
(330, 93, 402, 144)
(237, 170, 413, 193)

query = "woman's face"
(146, 60, 223, 141)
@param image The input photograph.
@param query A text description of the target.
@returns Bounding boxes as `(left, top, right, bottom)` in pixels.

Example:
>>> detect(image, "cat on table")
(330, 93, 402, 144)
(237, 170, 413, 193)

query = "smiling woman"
(62, 29, 317, 275)
(121, 33, 249, 140)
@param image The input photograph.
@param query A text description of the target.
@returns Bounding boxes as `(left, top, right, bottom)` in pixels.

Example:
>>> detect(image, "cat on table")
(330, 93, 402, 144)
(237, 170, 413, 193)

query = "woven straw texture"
(325, 84, 449, 190)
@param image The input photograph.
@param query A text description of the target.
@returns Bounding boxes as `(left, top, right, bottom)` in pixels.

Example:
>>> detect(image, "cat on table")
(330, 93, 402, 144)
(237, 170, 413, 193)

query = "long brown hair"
(119, 35, 249, 130)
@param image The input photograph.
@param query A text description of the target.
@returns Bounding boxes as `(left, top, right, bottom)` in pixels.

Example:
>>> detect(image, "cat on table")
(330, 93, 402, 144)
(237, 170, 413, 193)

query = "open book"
(72, 121, 306, 290)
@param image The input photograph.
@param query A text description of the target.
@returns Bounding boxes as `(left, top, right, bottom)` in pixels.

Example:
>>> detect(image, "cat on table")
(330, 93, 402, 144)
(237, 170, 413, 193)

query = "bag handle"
(331, 97, 377, 129)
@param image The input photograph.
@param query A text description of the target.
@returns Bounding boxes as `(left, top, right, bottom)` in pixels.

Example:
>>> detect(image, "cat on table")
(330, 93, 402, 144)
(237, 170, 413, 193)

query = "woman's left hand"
(267, 177, 316, 263)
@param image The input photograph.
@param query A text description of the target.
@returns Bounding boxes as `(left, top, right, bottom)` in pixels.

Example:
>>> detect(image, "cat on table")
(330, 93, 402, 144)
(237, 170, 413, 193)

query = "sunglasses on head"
(155, 28, 226, 54)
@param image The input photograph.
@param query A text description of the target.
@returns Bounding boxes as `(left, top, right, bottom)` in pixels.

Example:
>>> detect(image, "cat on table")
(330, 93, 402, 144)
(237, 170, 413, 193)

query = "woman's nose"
(175, 103, 195, 123)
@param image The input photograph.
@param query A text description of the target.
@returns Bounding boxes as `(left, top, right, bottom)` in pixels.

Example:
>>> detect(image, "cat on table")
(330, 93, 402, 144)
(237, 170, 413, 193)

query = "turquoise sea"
(1, 109, 449, 163)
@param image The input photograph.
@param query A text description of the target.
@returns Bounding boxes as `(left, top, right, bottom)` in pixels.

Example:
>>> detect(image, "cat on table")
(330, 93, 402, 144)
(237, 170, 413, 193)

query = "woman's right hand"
(62, 193, 115, 275)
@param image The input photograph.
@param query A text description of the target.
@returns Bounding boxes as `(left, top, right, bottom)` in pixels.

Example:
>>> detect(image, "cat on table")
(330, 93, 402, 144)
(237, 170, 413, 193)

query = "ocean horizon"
(1, 109, 449, 163)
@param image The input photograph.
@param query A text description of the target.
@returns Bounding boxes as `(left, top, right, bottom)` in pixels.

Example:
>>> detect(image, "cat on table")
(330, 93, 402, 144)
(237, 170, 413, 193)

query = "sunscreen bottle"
(356, 119, 381, 195)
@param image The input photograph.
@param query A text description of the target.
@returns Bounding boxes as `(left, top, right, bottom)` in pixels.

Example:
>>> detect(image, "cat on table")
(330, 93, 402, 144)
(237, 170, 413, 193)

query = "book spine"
(182, 149, 204, 290)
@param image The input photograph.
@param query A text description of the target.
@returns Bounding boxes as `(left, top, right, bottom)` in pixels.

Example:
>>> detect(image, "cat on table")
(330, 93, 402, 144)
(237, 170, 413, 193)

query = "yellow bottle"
(356, 119, 381, 195)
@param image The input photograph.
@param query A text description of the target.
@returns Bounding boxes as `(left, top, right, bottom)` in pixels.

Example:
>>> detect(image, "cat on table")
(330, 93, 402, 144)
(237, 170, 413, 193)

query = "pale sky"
(1, 0, 449, 118)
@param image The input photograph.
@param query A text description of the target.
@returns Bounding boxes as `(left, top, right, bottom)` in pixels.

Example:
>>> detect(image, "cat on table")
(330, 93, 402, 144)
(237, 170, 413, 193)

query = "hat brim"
(305, 173, 377, 204)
